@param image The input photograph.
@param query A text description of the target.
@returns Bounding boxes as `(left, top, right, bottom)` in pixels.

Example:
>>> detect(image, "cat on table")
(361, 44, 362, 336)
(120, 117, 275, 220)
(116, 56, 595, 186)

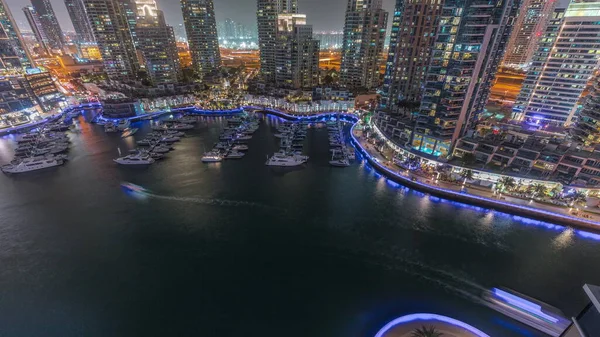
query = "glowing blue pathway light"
(374, 313, 490, 337)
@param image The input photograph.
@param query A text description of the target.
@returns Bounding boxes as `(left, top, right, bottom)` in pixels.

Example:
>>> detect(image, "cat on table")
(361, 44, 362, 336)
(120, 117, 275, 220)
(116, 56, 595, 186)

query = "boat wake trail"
(147, 193, 278, 210)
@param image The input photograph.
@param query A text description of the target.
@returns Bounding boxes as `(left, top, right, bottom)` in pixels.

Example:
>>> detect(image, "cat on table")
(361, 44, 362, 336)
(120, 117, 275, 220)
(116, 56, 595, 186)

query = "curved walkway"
(258, 108, 600, 233)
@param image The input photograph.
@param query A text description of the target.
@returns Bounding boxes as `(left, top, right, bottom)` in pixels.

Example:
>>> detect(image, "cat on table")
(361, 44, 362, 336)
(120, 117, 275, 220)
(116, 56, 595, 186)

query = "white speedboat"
(113, 153, 155, 165)
(2, 157, 65, 174)
(225, 150, 245, 159)
(202, 151, 223, 163)
(265, 152, 308, 167)
(232, 144, 249, 151)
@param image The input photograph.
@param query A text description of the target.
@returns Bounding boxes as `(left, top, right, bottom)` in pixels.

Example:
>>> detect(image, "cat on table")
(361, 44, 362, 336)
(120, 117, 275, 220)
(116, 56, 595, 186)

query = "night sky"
(8, 0, 396, 34)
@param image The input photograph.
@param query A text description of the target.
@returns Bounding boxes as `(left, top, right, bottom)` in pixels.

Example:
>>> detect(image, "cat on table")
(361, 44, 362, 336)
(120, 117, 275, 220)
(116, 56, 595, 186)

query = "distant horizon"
(7, 0, 395, 37)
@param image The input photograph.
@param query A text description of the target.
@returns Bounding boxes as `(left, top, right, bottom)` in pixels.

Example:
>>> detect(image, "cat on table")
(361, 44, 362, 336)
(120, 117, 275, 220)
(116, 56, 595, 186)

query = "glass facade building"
(415, 0, 520, 157)
(64, 0, 96, 43)
(83, 0, 140, 82)
(340, 0, 388, 89)
(514, 0, 600, 126)
(0, 0, 33, 70)
(30, 0, 65, 51)
(181, 0, 221, 79)
(383, 0, 443, 109)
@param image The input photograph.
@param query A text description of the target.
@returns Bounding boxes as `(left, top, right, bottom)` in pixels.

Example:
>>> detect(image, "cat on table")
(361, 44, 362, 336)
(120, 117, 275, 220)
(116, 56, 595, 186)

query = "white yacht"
(232, 144, 249, 151)
(113, 153, 155, 165)
(225, 150, 245, 159)
(202, 151, 223, 163)
(265, 152, 308, 167)
(2, 157, 65, 174)
(329, 158, 350, 167)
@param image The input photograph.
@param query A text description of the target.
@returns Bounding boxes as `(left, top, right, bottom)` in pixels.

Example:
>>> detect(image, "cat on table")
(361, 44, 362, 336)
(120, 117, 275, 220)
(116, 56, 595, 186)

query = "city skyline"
(6, 0, 396, 35)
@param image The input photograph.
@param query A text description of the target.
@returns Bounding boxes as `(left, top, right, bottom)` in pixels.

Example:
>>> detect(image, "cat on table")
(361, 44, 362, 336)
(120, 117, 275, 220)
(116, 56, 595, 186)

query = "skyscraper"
(257, 0, 297, 82)
(0, 0, 33, 69)
(83, 0, 139, 82)
(64, 0, 96, 43)
(22, 6, 51, 55)
(180, 0, 221, 79)
(414, 0, 519, 157)
(573, 76, 600, 147)
(135, 0, 181, 84)
(514, 0, 600, 126)
(30, 0, 65, 51)
(275, 14, 319, 88)
(503, 0, 558, 69)
(383, 0, 442, 109)
(340, 0, 388, 89)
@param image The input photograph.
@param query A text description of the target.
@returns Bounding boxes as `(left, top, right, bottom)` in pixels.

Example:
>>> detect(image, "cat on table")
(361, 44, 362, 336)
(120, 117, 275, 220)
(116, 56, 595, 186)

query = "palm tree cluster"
(411, 326, 444, 337)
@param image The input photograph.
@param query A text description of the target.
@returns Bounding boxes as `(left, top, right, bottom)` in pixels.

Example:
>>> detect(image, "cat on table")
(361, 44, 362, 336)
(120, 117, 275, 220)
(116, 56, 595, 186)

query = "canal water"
(0, 112, 599, 336)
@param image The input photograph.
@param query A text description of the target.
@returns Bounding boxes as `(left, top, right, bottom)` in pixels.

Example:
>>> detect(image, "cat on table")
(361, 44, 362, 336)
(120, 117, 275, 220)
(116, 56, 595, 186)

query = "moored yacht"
(265, 151, 308, 167)
(2, 156, 65, 174)
(202, 151, 223, 163)
(113, 153, 155, 165)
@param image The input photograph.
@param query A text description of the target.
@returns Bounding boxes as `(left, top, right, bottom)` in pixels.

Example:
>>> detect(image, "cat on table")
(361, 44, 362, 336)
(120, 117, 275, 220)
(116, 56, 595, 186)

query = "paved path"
(353, 129, 599, 222)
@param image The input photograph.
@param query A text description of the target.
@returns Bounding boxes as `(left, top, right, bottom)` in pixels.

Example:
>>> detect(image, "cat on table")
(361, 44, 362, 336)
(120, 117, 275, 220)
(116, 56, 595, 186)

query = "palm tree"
(529, 183, 547, 198)
(572, 191, 588, 207)
(411, 326, 444, 337)
(461, 169, 474, 183)
(498, 177, 516, 192)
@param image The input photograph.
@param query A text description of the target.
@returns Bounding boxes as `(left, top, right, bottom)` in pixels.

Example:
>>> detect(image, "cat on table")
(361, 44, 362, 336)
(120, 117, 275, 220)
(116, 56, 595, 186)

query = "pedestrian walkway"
(353, 128, 599, 223)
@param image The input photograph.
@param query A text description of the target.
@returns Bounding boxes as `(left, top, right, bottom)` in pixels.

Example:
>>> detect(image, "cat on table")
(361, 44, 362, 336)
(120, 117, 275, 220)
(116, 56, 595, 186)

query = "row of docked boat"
(202, 114, 259, 163)
(1, 121, 73, 174)
(113, 130, 186, 165)
(265, 121, 309, 167)
(328, 120, 355, 167)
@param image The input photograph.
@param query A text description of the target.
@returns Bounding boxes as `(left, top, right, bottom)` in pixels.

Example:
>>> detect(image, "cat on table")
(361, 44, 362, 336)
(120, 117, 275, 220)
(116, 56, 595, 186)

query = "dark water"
(0, 113, 599, 336)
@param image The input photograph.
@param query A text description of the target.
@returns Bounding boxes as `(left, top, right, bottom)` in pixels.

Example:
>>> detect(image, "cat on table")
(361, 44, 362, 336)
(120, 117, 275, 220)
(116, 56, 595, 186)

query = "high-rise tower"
(413, 0, 520, 157)
(23, 6, 51, 55)
(502, 0, 558, 69)
(514, 0, 600, 126)
(83, 0, 139, 82)
(65, 0, 96, 43)
(340, 0, 388, 89)
(257, 0, 297, 82)
(30, 0, 65, 51)
(135, 0, 181, 84)
(0, 0, 33, 69)
(383, 0, 442, 110)
(180, 0, 221, 79)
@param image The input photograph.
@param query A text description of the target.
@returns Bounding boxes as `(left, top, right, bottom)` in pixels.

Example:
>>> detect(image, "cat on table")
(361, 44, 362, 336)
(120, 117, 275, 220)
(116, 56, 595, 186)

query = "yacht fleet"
(2, 110, 357, 174)
(266, 121, 309, 167)
(201, 115, 259, 163)
(2, 119, 73, 174)
(327, 120, 354, 167)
